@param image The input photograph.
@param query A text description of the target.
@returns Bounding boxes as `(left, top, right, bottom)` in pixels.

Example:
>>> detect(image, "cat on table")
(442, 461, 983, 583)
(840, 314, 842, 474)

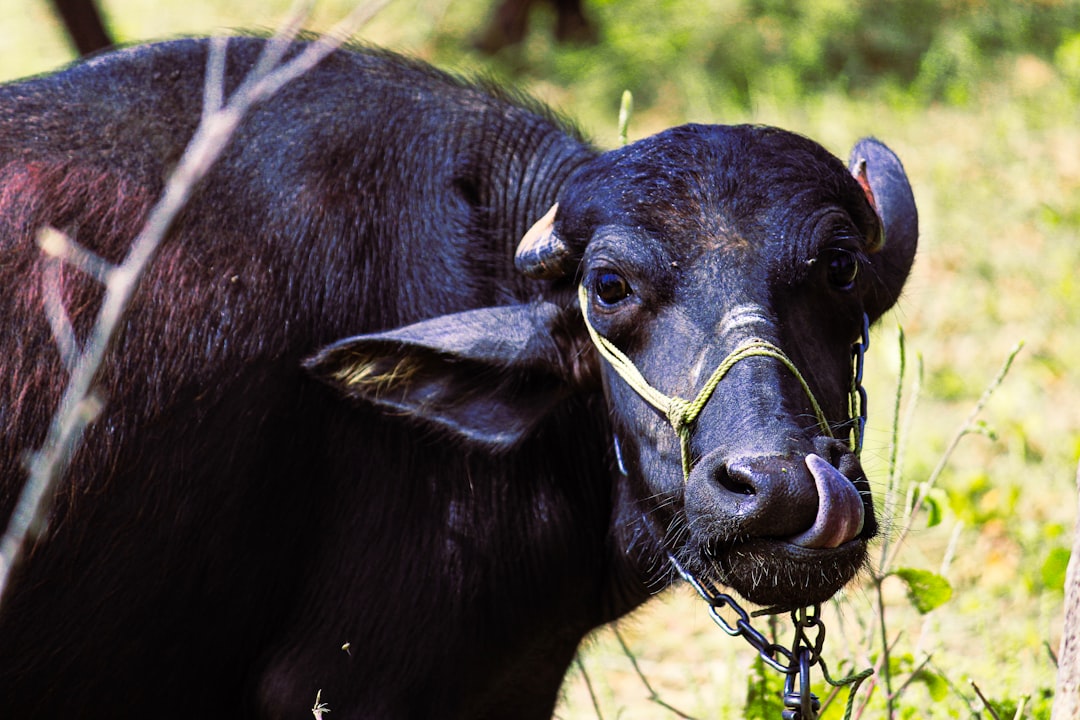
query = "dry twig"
(0, 0, 389, 606)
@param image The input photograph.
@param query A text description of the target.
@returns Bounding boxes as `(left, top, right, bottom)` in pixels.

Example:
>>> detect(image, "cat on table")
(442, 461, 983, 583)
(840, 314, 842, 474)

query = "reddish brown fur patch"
(0, 161, 153, 261)
(0, 160, 153, 488)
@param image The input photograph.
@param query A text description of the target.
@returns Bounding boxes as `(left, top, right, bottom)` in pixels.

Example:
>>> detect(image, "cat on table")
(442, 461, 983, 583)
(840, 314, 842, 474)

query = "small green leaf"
(912, 667, 949, 701)
(966, 419, 998, 442)
(1041, 547, 1071, 593)
(617, 90, 634, 146)
(744, 655, 785, 720)
(891, 568, 953, 614)
(924, 492, 942, 528)
(887, 652, 915, 677)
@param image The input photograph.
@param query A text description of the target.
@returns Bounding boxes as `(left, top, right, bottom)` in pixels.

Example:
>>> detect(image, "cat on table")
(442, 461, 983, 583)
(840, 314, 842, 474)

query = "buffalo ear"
(849, 138, 919, 322)
(304, 302, 571, 450)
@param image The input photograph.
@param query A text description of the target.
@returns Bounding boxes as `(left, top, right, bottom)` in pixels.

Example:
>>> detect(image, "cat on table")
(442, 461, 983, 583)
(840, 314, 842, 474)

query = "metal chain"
(782, 607, 826, 720)
(671, 558, 824, 719)
(850, 313, 870, 455)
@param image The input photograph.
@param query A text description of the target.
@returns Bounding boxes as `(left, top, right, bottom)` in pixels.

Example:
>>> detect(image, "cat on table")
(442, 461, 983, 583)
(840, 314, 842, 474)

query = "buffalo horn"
(514, 203, 572, 279)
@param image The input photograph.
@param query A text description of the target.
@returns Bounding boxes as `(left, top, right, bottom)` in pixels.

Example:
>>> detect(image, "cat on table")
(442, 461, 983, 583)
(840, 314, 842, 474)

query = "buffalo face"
(307, 124, 917, 611)
(515, 125, 917, 608)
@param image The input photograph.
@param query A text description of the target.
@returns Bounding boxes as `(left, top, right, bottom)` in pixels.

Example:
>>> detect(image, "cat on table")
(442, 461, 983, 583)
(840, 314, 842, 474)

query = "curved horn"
(514, 203, 573, 279)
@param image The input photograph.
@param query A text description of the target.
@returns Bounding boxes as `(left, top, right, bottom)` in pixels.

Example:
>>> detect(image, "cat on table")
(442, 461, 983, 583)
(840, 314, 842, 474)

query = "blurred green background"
(2, 0, 1078, 717)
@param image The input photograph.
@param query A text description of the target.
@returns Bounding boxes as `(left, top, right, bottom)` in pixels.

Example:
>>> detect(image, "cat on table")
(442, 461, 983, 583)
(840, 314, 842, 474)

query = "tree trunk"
(1052, 461, 1080, 720)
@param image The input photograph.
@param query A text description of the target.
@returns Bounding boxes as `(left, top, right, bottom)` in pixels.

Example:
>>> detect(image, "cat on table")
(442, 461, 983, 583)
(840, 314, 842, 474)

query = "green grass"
(3, 1, 1078, 717)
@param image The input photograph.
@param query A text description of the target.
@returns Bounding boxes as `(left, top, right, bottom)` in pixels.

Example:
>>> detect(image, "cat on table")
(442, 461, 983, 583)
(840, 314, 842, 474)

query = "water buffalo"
(0, 37, 917, 718)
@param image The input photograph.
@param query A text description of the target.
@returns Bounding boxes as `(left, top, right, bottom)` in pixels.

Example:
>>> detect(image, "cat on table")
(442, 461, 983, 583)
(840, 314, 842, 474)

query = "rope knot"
(665, 398, 693, 435)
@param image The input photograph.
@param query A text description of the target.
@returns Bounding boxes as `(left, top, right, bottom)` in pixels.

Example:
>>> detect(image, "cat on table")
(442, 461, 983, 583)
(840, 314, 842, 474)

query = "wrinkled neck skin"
(466, 119, 596, 294)
(445, 123, 665, 614)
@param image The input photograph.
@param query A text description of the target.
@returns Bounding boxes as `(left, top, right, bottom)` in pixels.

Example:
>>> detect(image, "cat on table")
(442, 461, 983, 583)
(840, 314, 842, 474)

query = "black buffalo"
(0, 37, 917, 718)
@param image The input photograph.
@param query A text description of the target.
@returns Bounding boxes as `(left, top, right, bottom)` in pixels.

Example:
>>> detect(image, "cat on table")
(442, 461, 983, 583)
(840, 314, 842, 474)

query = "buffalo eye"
(592, 271, 633, 306)
(820, 248, 859, 291)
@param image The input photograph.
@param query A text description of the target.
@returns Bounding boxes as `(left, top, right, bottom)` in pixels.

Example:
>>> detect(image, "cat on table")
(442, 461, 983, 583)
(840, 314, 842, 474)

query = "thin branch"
(929, 661, 982, 717)
(878, 331, 921, 572)
(913, 520, 963, 659)
(574, 654, 605, 720)
(888, 652, 934, 700)
(851, 666, 880, 720)
(613, 624, 698, 719)
(38, 225, 112, 283)
(877, 581, 895, 720)
(0, 0, 388, 606)
(852, 631, 903, 720)
(886, 325, 907, 498)
(971, 681, 1002, 720)
(40, 259, 79, 372)
(202, 35, 227, 120)
(818, 680, 844, 717)
(881, 341, 1023, 577)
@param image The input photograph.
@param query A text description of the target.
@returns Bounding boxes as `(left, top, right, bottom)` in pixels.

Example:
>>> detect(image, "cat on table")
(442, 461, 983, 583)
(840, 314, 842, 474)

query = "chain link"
(672, 555, 825, 719)
(782, 646, 821, 720)
(850, 313, 870, 454)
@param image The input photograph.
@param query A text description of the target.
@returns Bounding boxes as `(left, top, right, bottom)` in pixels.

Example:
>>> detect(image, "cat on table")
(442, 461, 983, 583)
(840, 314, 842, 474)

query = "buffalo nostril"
(714, 464, 755, 496)
(694, 455, 825, 539)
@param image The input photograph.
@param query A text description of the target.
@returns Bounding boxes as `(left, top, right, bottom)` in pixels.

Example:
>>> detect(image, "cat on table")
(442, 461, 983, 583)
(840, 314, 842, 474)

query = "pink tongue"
(789, 453, 865, 549)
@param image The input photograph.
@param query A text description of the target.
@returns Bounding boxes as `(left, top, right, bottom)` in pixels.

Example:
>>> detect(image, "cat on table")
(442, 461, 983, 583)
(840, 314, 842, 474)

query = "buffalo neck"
(463, 114, 595, 294)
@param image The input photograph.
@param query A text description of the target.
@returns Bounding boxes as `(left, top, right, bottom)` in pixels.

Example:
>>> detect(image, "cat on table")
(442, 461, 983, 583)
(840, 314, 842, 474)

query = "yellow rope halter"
(577, 284, 837, 481)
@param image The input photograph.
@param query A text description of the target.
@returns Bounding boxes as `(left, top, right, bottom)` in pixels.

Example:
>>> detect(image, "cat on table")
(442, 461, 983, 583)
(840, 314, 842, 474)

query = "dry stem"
(0, 0, 389, 607)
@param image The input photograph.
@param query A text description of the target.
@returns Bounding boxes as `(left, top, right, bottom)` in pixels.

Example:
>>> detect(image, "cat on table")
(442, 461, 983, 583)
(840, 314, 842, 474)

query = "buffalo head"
(306, 125, 917, 610)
